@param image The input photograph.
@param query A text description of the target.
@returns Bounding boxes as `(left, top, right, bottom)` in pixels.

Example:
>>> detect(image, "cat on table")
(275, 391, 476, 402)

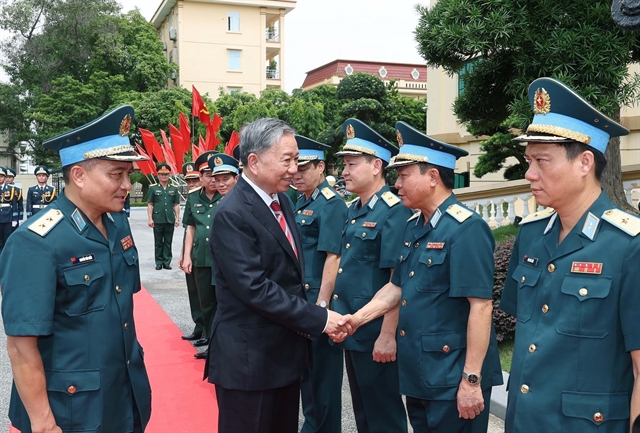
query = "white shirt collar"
(242, 173, 277, 207)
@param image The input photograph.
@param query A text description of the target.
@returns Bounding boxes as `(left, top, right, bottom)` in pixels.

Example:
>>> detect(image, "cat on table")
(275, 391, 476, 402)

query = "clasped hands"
(323, 311, 362, 343)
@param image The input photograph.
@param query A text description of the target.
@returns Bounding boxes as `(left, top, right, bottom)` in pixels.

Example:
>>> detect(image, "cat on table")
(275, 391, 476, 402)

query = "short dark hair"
(417, 162, 455, 189)
(62, 159, 99, 183)
(560, 141, 607, 181)
(364, 155, 388, 178)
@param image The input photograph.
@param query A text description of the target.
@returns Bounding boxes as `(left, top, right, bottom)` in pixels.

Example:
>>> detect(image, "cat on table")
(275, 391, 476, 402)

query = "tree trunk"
(602, 136, 639, 215)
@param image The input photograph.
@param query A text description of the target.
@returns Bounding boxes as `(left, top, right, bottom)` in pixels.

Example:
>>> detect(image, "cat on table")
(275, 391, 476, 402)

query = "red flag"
(204, 122, 221, 152)
(192, 86, 211, 125)
(224, 130, 240, 157)
(134, 144, 156, 176)
(192, 135, 205, 161)
(139, 129, 164, 163)
(169, 123, 184, 171)
(159, 129, 178, 174)
(179, 112, 191, 154)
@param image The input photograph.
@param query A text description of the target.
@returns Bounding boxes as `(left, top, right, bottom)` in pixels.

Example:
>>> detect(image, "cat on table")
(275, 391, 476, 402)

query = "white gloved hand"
(11, 221, 17, 227)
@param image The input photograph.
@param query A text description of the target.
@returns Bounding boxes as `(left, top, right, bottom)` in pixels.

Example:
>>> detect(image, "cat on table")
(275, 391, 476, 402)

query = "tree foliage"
(335, 72, 387, 101)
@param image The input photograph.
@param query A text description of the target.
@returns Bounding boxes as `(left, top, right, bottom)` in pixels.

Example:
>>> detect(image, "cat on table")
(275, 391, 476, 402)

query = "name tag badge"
(71, 254, 96, 265)
(362, 222, 377, 228)
(523, 255, 539, 267)
(121, 236, 134, 251)
(426, 242, 445, 249)
(571, 261, 602, 274)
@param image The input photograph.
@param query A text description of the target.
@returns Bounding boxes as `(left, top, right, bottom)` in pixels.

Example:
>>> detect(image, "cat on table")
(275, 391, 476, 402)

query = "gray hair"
(238, 118, 295, 165)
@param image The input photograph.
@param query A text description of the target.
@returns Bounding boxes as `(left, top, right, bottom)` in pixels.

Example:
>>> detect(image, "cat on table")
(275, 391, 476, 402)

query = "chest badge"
(362, 222, 377, 228)
(426, 242, 445, 249)
(121, 235, 134, 251)
(303, 210, 314, 216)
(571, 261, 602, 274)
(71, 254, 96, 265)
(523, 255, 539, 267)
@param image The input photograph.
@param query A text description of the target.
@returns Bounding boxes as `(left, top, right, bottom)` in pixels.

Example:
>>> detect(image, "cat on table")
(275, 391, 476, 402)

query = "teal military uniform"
(501, 193, 640, 432)
(5, 167, 24, 231)
(147, 177, 180, 267)
(294, 135, 348, 433)
(0, 105, 151, 433)
(285, 184, 300, 205)
(0, 166, 20, 253)
(26, 166, 57, 218)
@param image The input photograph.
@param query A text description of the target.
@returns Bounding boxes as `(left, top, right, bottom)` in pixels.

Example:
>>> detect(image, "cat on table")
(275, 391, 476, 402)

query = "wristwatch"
(317, 300, 328, 309)
(462, 372, 481, 386)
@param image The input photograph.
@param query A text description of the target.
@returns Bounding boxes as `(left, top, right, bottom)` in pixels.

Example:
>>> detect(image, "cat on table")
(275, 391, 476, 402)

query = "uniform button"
(333, 294, 339, 300)
(304, 284, 310, 290)
(205, 238, 209, 242)
(111, 250, 115, 255)
(593, 412, 604, 423)
(399, 330, 405, 337)
(67, 385, 77, 394)
(409, 271, 415, 277)
(206, 226, 210, 230)
(338, 268, 343, 273)
(442, 345, 450, 353)
(361, 232, 366, 237)
(115, 285, 121, 293)
(401, 300, 407, 307)
(529, 344, 536, 353)
(520, 384, 530, 394)
(124, 322, 129, 330)
(542, 304, 549, 314)
(399, 255, 403, 260)
(579, 288, 588, 297)
(209, 204, 213, 207)
(346, 243, 351, 249)
(298, 210, 302, 214)
(427, 258, 432, 265)
(547, 263, 555, 273)
(84, 274, 90, 281)
(521, 276, 526, 283)
(414, 243, 419, 248)
(351, 219, 356, 224)
(301, 220, 305, 224)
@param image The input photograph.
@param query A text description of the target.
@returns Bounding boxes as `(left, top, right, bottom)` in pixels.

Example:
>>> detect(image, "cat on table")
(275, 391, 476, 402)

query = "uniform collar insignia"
(71, 208, 87, 232)
(430, 208, 442, 228)
(543, 212, 558, 235)
(106, 212, 114, 223)
(312, 188, 320, 200)
(581, 212, 599, 241)
(368, 194, 379, 210)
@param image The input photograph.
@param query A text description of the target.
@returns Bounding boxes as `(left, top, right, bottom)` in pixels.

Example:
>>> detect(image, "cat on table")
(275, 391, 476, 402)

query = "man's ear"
(372, 158, 383, 177)
(579, 150, 595, 177)
(69, 165, 86, 189)
(247, 153, 260, 176)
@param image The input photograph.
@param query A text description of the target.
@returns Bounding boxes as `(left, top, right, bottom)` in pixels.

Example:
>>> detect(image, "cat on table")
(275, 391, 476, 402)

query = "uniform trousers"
(405, 388, 492, 433)
(185, 270, 204, 336)
(193, 266, 217, 339)
(153, 223, 174, 266)
(0, 222, 12, 254)
(344, 349, 408, 433)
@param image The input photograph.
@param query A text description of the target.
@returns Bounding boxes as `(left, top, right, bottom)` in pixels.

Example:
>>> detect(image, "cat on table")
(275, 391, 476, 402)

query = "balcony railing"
(266, 69, 279, 79)
(266, 29, 280, 42)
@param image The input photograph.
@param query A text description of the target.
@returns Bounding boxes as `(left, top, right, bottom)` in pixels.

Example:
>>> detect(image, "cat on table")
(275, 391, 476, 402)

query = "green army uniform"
(295, 172, 348, 432)
(147, 182, 180, 267)
(285, 184, 300, 205)
(0, 105, 151, 433)
(183, 186, 222, 340)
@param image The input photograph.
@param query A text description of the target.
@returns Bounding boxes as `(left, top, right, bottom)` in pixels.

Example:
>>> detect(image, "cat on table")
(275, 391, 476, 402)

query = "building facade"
(151, 0, 296, 100)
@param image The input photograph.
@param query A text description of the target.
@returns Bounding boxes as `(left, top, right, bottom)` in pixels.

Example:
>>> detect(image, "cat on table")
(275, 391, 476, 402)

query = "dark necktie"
(270, 201, 297, 257)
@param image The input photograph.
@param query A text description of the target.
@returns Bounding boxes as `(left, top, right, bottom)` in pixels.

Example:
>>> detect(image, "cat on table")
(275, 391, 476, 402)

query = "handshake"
(323, 310, 361, 343)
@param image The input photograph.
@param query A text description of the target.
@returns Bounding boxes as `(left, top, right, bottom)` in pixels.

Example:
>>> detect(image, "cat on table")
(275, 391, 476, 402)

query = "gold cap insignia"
(346, 124, 356, 139)
(533, 88, 551, 115)
(396, 130, 404, 147)
(120, 114, 132, 136)
(187, 164, 194, 172)
(214, 157, 223, 167)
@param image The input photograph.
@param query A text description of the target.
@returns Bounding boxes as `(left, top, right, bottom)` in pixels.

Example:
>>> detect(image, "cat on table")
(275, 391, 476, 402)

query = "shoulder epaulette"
(446, 203, 473, 223)
(289, 185, 298, 191)
(381, 191, 400, 207)
(28, 208, 64, 237)
(188, 186, 202, 194)
(346, 197, 359, 208)
(408, 211, 421, 222)
(601, 208, 640, 236)
(321, 187, 336, 200)
(521, 207, 556, 225)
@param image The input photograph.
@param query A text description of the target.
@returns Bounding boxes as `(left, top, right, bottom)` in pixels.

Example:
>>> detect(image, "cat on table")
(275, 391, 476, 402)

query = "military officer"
(210, 153, 239, 197)
(4, 168, 24, 230)
(500, 78, 640, 432)
(0, 167, 20, 252)
(0, 105, 152, 433)
(292, 136, 348, 433)
(182, 151, 223, 359)
(331, 118, 412, 433)
(147, 162, 180, 270)
(26, 165, 57, 218)
(179, 162, 205, 342)
(340, 122, 503, 432)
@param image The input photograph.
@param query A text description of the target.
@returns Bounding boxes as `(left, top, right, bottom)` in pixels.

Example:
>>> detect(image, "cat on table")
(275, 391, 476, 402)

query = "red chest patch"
(571, 262, 602, 274)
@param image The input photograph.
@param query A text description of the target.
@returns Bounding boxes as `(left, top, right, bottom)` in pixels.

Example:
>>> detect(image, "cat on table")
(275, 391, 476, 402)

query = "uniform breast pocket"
(352, 228, 380, 262)
(46, 369, 102, 432)
(62, 263, 107, 316)
(556, 275, 612, 338)
(417, 250, 448, 292)
(297, 216, 318, 244)
(510, 264, 541, 323)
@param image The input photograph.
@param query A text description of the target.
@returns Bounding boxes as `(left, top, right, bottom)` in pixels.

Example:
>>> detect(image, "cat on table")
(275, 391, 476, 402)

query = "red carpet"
(10, 286, 217, 433)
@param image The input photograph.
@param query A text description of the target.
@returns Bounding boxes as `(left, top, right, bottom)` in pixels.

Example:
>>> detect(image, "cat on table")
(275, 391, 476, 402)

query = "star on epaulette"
(321, 187, 336, 200)
(407, 211, 421, 222)
(381, 191, 400, 207)
(28, 209, 64, 237)
(601, 208, 640, 236)
(520, 207, 556, 225)
(446, 203, 473, 223)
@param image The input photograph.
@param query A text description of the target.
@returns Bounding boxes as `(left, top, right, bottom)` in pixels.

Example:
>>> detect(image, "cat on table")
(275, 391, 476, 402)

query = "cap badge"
(214, 157, 223, 167)
(187, 164, 194, 172)
(396, 130, 404, 147)
(346, 124, 356, 139)
(119, 114, 132, 136)
(533, 87, 551, 115)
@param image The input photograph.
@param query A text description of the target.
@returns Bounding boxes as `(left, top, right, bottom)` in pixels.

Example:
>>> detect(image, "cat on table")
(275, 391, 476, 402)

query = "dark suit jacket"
(207, 176, 327, 391)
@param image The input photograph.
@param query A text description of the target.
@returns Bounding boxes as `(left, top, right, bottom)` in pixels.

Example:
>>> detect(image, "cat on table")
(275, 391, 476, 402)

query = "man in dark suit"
(207, 118, 349, 433)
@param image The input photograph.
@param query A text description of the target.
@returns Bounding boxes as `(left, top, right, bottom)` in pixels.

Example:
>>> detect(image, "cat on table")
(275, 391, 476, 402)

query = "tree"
(336, 72, 386, 101)
(415, 0, 640, 211)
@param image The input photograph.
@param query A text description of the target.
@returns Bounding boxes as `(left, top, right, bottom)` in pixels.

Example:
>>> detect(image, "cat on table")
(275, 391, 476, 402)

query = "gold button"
(346, 243, 351, 249)
(401, 300, 407, 307)
(529, 344, 536, 353)
(205, 238, 209, 242)
(427, 258, 432, 265)
(414, 243, 419, 248)
(542, 304, 549, 314)
(84, 274, 90, 281)
(579, 288, 588, 297)
(304, 284, 309, 289)
(209, 204, 213, 207)
(520, 384, 530, 394)
(338, 268, 343, 274)
(115, 286, 121, 293)
(521, 276, 526, 283)
(593, 412, 604, 423)
(124, 322, 129, 330)
(399, 330, 405, 337)
(301, 220, 305, 224)
(67, 385, 77, 394)
(409, 271, 415, 277)
(206, 226, 210, 229)
(297, 210, 301, 214)
(547, 263, 555, 273)
(362, 232, 366, 237)
(351, 219, 356, 224)
(442, 345, 450, 353)
(333, 294, 338, 300)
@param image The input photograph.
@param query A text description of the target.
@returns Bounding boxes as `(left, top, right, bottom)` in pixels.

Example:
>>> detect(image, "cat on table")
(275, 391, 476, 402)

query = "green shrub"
(492, 235, 517, 342)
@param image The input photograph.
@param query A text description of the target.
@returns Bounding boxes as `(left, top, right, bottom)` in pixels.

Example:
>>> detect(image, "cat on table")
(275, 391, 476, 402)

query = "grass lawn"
(492, 225, 520, 243)
(499, 339, 514, 373)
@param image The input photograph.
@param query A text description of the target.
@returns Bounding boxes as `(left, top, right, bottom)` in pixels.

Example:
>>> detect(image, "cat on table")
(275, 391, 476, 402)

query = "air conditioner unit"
(163, 42, 167, 51)
(169, 29, 177, 41)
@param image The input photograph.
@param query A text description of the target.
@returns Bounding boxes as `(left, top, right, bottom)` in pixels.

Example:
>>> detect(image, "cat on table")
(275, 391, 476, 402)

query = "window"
(411, 68, 420, 80)
(228, 50, 241, 71)
(344, 64, 354, 75)
(379, 66, 387, 78)
(228, 87, 242, 94)
(458, 57, 482, 96)
(228, 12, 240, 32)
